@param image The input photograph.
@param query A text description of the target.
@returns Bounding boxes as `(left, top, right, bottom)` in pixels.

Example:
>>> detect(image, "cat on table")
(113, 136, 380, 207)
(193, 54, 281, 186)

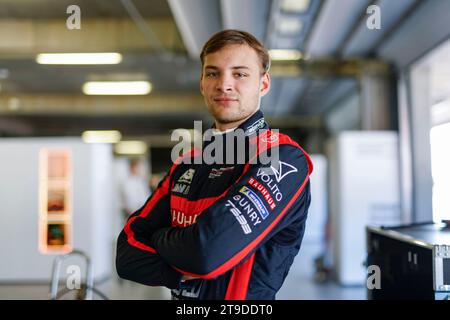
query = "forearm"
(116, 230, 183, 288)
(150, 146, 311, 278)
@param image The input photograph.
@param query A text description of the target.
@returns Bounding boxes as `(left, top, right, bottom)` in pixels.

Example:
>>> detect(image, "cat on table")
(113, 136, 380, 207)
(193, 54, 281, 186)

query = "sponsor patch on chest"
(172, 183, 190, 195)
(171, 209, 198, 227)
(178, 169, 195, 184)
(208, 166, 235, 179)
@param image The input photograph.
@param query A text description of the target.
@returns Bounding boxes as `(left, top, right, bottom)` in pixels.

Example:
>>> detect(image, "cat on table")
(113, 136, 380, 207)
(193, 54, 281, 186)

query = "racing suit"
(116, 110, 313, 300)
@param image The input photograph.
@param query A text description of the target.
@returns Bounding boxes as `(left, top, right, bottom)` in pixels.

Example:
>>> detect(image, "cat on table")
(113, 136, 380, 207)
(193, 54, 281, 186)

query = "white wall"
(0, 138, 115, 282)
(327, 131, 402, 285)
(302, 154, 327, 244)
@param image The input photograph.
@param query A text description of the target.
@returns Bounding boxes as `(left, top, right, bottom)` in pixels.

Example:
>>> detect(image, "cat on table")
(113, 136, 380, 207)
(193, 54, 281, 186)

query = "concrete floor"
(277, 242, 366, 300)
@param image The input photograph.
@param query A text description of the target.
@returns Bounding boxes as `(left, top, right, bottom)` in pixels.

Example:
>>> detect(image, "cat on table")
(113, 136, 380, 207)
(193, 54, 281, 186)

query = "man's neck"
(214, 122, 239, 132)
(211, 126, 237, 135)
(214, 109, 259, 132)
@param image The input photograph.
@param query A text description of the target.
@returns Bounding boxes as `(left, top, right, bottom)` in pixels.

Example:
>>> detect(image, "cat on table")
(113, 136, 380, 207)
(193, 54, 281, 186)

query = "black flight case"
(366, 222, 450, 300)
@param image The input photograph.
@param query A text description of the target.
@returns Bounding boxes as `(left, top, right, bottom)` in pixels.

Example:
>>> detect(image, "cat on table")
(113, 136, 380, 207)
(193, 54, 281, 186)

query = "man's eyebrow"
(204, 65, 250, 70)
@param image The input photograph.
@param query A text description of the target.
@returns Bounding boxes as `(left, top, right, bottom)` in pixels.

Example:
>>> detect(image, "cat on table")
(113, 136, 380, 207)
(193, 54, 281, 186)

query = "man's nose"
(215, 75, 233, 92)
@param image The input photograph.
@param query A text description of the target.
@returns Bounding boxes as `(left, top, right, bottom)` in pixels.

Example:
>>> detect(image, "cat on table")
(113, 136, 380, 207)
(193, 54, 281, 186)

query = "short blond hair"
(200, 29, 270, 74)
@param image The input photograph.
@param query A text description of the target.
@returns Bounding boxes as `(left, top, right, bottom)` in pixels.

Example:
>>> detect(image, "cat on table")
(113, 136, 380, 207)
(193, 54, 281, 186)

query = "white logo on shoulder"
(270, 161, 297, 182)
(261, 133, 278, 143)
(178, 169, 195, 184)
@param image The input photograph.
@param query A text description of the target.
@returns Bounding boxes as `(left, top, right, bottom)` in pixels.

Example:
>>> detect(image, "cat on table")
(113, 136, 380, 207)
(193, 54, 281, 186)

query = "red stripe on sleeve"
(172, 135, 312, 279)
(124, 148, 200, 252)
(124, 177, 170, 252)
(175, 171, 310, 279)
(224, 253, 256, 300)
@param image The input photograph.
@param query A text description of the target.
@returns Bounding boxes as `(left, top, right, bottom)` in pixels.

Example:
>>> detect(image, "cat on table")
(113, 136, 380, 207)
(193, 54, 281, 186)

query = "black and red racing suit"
(116, 110, 313, 299)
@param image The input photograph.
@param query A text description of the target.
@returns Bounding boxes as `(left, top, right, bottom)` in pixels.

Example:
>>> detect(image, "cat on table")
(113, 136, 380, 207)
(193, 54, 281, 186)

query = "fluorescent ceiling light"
(278, 18, 303, 35)
(269, 49, 302, 61)
(281, 0, 310, 13)
(115, 141, 148, 155)
(36, 53, 122, 65)
(8, 97, 20, 110)
(82, 81, 152, 95)
(82, 130, 122, 144)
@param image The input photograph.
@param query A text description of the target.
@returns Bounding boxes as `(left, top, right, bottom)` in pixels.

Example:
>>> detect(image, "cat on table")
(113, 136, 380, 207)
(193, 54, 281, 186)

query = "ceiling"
(0, 0, 448, 139)
(0, 0, 173, 19)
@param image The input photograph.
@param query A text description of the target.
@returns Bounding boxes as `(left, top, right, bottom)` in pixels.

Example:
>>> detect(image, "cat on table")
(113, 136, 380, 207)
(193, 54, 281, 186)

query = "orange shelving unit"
(39, 149, 72, 254)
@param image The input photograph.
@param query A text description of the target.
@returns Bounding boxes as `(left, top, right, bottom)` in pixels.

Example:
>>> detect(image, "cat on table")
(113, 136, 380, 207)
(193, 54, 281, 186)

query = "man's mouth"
(213, 97, 239, 102)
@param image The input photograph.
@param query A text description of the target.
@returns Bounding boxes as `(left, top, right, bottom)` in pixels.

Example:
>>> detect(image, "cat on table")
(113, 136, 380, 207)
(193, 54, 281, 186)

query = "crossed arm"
(116, 145, 311, 288)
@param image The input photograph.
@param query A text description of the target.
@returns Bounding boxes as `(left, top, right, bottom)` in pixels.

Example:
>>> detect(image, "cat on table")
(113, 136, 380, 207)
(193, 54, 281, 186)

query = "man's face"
(200, 44, 270, 130)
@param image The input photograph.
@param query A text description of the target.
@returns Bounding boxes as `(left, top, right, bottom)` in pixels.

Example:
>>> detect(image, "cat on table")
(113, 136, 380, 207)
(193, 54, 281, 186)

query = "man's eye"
(234, 73, 247, 78)
(206, 72, 217, 78)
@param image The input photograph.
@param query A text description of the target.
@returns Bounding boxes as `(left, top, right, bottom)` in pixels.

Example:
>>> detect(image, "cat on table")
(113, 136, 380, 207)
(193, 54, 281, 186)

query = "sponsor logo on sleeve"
(270, 161, 297, 182)
(256, 168, 283, 202)
(232, 194, 262, 227)
(225, 200, 252, 234)
(172, 280, 203, 299)
(239, 186, 269, 220)
(248, 177, 276, 210)
(261, 133, 279, 143)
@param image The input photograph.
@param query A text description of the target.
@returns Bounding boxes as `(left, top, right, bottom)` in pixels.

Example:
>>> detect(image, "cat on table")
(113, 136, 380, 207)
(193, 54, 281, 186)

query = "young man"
(116, 30, 313, 300)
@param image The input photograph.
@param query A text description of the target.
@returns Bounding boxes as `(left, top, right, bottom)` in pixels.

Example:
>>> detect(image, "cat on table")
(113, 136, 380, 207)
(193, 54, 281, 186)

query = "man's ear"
(199, 73, 204, 95)
(260, 72, 270, 97)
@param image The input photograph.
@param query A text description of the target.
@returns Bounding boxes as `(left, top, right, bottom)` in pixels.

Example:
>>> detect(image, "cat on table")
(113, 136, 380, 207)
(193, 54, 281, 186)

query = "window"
(408, 38, 450, 222)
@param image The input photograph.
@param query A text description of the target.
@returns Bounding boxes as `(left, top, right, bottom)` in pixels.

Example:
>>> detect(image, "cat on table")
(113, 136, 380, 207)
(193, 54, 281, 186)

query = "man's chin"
(211, 111, 240, 124)
(214, 117, 240, 126)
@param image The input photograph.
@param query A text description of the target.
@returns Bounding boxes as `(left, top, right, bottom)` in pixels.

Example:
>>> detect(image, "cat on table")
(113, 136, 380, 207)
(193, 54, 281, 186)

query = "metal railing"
(50, 249, 105, 300)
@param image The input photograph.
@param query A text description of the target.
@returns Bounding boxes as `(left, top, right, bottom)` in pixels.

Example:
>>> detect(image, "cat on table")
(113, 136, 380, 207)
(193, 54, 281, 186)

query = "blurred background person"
(119, 158, 151, 223)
